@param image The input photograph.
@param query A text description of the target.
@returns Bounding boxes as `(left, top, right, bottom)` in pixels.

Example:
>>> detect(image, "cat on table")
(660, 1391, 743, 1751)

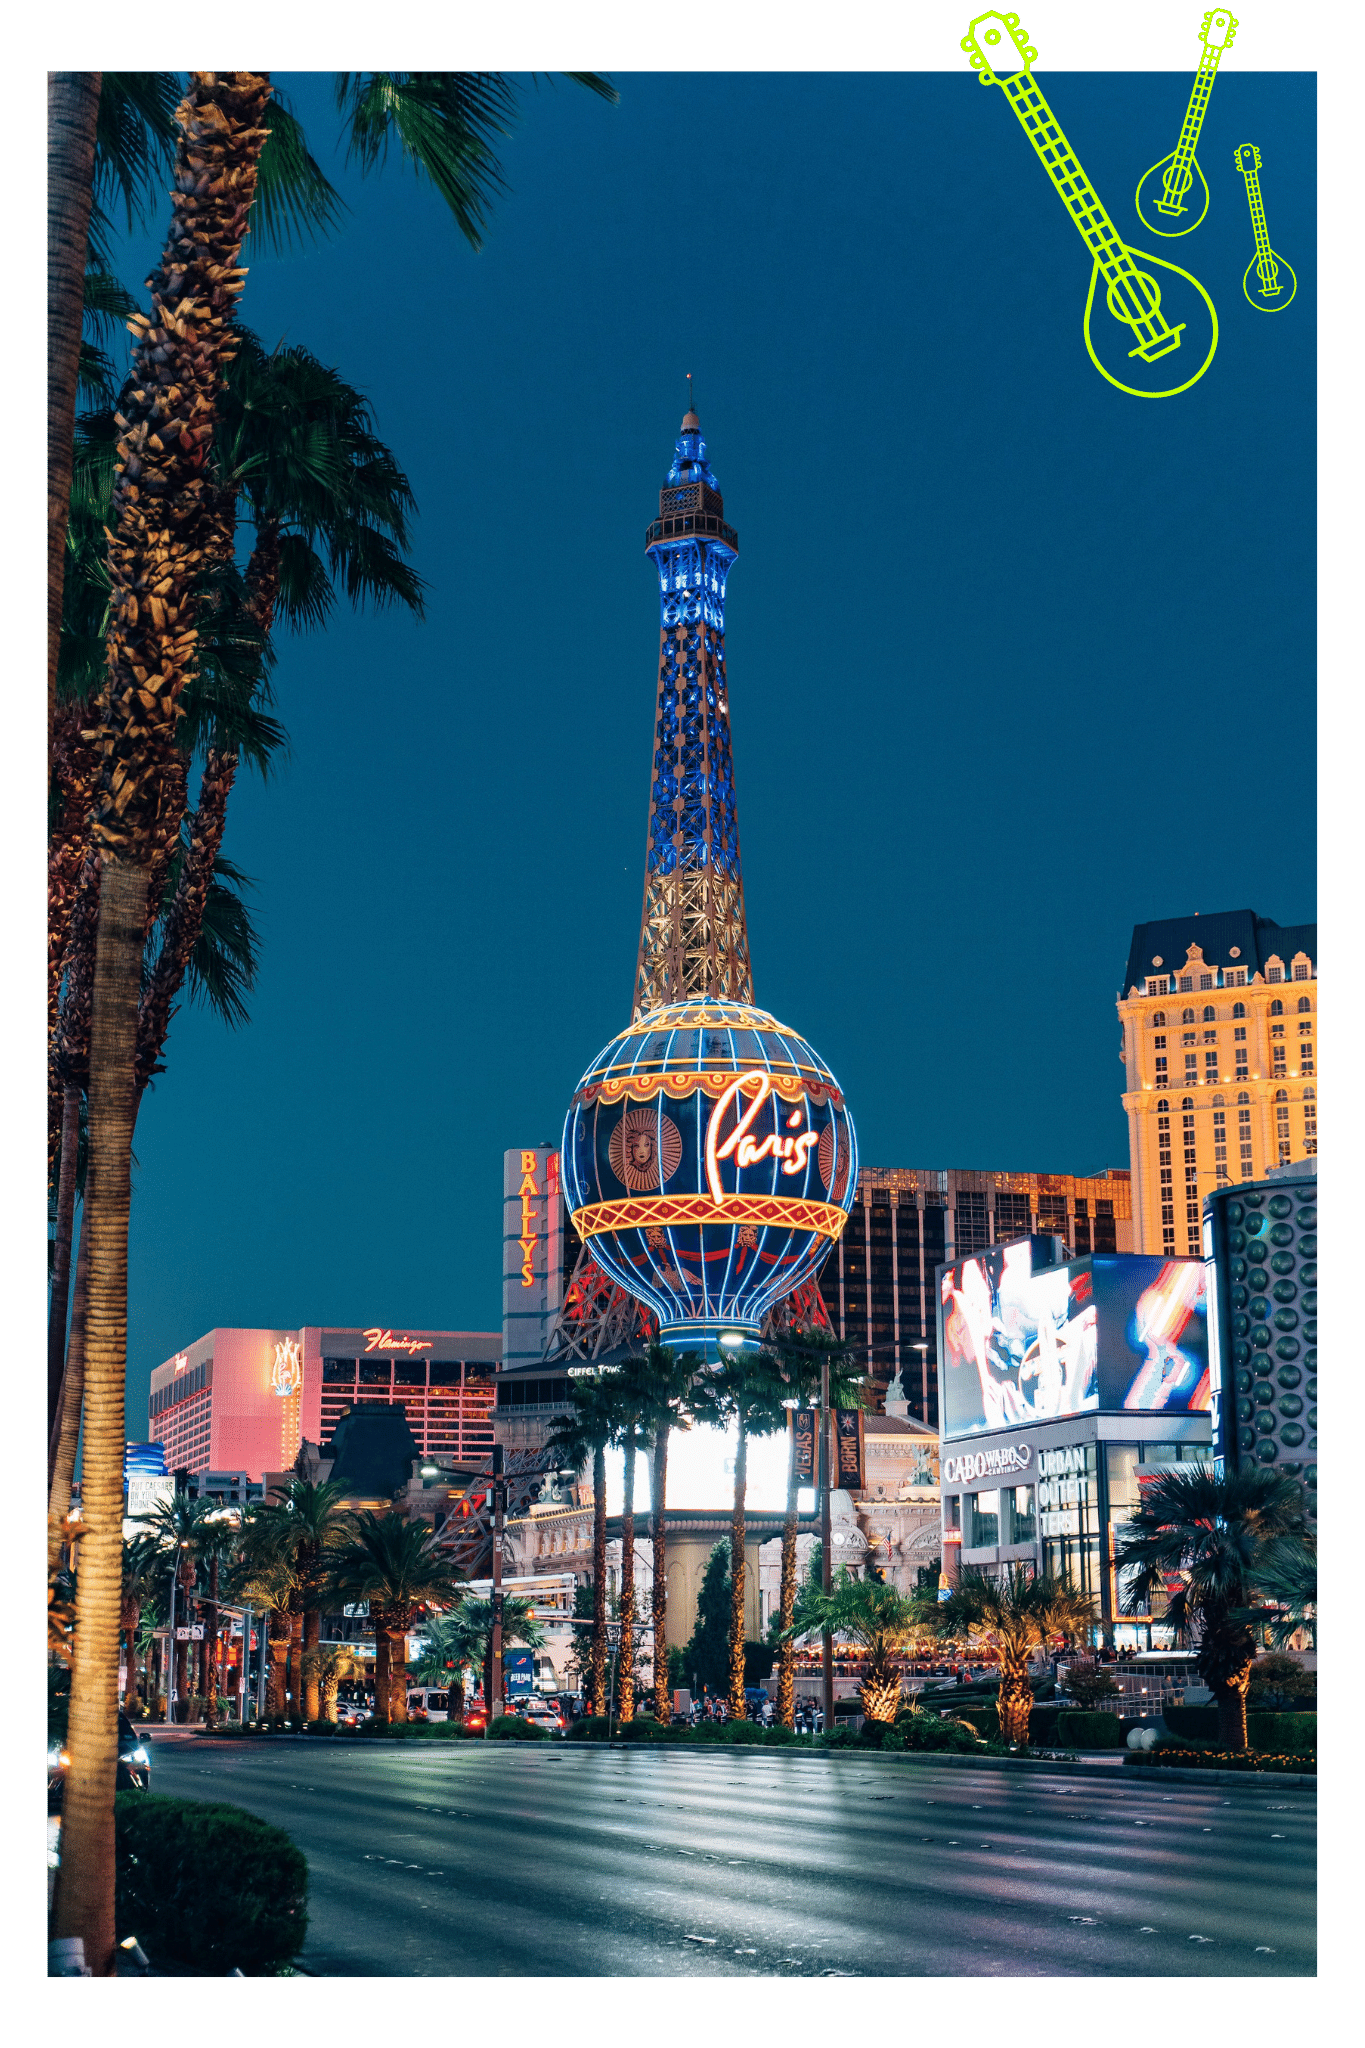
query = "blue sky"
(102, 69, 1314, 1422)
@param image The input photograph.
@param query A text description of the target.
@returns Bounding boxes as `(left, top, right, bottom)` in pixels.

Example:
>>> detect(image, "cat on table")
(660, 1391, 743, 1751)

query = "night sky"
(100, 69, 1315, 1428)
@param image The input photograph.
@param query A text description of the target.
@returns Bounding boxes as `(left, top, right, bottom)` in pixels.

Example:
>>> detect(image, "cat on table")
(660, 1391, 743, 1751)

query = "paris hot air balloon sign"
(561, 998, 857, 1353)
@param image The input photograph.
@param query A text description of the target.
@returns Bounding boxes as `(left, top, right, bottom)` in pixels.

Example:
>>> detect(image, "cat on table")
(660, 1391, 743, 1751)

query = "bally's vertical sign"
(502, 1147, 565, 1375)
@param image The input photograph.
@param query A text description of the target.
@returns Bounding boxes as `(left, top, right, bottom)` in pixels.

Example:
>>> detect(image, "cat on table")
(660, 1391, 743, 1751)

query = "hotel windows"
(1154, 1034, 1166, 1049)
(1181, 1009, 1195, 1025)
(1226, 967, 1247, 986)
(1199, 973, 1214, 990)
(1237, 1094, 1253, 1176)
(944, 1495, 961, 1532)
(1179, 976, 1193, 992)
(1202, 1006, 1216, 1023)
(1204, 1052, 1219, 1080)
(1232, 1002, 1246, 1020)
(1275, 1091, 1291, 1163)
(1184, 1055, 1198, 1081)
(1213, 1104, 1229, 1182)
(1270, 999, 1284, 1017)
(1297, 996, 1312, 1014)
(1155, 1054, 1168, 1079)
(1267, 965, 1284, 983)
(1146, 977, 1170, 996)
(1152, 1011, 1167, 1027)
(1202, 1028, 1217, 1043)
(1293, 963, 1309, 980)
(1273, 1043, 1287, 1077)
(1304, 1090, 1317, 1153)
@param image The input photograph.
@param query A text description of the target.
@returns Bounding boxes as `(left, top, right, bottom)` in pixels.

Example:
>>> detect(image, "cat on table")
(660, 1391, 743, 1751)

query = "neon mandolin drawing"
(1235, 144, 1297, 310)
(962, 10, 1218, 399)
(1134, 9, 1239, 237)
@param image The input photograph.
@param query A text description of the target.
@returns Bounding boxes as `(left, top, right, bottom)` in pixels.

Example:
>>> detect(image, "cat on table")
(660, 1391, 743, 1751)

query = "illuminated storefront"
(149, 1323, 500, 1482)
(935, 1235, 1213, 1646)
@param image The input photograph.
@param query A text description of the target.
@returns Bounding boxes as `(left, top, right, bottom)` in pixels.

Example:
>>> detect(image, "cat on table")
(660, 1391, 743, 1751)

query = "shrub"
(114, 1793, 308, 1975)
(487, 1714, 548, 1739)
(1251, 1711, 1315, 1752)
(1062, 1658, 1121, 1709)
(1129, 1746, 1314, 1775)
(1246, 1652, 1314, 1710)
(1027, 1705, 1062, 1747)
(762, 1723, 798, 1745)
(897, 1715, 981, 1754)
(1163, 1704, 1220, 1741)
(1056, 1710, 1125, 1750)
(567, 1716, 612, 1741)
(307, 1720, 337, 1736)
(954, 1707, 998, 1739)
(822, 1725, 862, 1748)
(614, 1716, 663, 1742)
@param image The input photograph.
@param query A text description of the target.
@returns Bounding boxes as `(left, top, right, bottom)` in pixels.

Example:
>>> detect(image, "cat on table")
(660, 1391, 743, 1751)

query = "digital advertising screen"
(939, 1239, 1097, 1440)
(939, 1244, 1210, 1439)
(1092, 1254, 1210, 1416)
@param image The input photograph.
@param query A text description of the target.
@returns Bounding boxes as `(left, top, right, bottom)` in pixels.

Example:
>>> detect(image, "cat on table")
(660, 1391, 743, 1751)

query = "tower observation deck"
(633, 411, 753, 1019)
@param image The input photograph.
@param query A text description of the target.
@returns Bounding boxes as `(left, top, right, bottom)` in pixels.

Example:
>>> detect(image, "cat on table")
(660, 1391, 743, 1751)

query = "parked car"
(48, 1713, 150, 1813)
(522, 1698, 566, 1733)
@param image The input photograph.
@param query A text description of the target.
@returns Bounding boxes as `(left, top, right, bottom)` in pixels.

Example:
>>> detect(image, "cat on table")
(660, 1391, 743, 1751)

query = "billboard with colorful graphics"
(939, 1242, 1208, 1439)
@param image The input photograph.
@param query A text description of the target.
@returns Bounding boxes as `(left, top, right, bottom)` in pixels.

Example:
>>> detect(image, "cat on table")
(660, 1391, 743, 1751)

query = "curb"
(1120, 1761, 1317, 1787)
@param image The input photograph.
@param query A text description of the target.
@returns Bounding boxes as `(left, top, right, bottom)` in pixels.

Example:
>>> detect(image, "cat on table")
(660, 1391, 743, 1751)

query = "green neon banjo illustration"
(962, 11, 1218, 399)
(1134, 9, 1239, 236)
(1235, 144, 1297, 309)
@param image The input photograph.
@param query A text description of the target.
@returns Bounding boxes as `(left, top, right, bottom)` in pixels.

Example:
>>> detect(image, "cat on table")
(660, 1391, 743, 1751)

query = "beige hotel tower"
(1118, 911, 1317, 1258)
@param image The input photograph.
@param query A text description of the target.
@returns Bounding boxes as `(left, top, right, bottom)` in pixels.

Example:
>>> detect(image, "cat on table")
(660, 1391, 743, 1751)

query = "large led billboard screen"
(939, 1244, 1208, 1440)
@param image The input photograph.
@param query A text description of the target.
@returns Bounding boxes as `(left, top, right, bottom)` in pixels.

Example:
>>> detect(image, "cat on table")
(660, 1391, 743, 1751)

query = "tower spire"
(632, 409, 752, 1020)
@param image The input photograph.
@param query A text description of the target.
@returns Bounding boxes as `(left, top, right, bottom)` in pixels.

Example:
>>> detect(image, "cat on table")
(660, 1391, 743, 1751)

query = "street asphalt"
(145, 1731, 1316, 1977)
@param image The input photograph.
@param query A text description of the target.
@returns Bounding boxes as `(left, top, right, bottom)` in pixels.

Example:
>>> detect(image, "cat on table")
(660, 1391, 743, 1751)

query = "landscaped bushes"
(486, 1715, 549, 1739)
(114, 1793, 308, 1975)
(1163, 1705, 1317, 1751)
(1056, 1710, 1125, 1750)
(1127, 1746, 1314, 1775)
(890, 1714, 982, 1753)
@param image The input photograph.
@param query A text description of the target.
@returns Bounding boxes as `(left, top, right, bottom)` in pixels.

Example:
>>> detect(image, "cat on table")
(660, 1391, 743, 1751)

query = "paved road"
(147, 1734, 1315, 1976)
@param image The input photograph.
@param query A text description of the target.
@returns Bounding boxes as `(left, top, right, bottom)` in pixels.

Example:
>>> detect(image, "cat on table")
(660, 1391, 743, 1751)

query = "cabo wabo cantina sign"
(561, 999, 858, 1347)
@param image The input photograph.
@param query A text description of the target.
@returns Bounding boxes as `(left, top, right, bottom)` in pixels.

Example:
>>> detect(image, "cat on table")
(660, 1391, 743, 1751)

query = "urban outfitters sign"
(942, 1443, 1033, 1486)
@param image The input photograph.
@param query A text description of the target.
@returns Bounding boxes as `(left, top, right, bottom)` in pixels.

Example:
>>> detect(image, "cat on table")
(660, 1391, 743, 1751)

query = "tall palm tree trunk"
(302, 1604, 322, 1722)
(47, 1175, 91, 1569)
(204, 1555, 220, 1727)
(48, 1081, 81, 1436)
(776, 1424, 799, 1727)
(267, 1607, 289, 1718)
(388, 1616, 410, 1723)
(590, 1444, 608, 1717)
(727, 1422, 749, 1719)
(51, 859, 142, 1974)
(996, 1640, 1032, 1746)
(47, 72, 102, 756)
(651, 1428, 671, 1723)
(54, 72, 272, 1970)
(49, 707, 98, 1169)
(373, 1608, 391, 1721)
(618, 1438, 637, 1721)
(287, 1606, 303, 1722)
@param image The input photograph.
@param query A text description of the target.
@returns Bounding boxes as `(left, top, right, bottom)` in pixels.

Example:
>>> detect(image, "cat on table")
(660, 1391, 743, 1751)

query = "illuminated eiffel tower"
(544, 407, 828, 1367)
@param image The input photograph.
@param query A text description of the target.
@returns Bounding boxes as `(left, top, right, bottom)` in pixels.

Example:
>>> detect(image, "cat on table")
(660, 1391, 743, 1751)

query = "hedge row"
(954, 1704, 1127, 1749)
(1163, 1706, 1316, 1751)
(1126, 1747, 1315, 1775)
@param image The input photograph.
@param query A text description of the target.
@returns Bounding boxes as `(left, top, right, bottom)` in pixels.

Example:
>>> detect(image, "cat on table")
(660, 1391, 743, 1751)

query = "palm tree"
(256, 1479, 355, 1721)
(119, 1534, 162, 1716)
(412, 1609, 482, 1718)
(1111, 1464, 1309, 1749)
(304, 1644, 367, 1723)
(631, 1343, 702, 1720)
(53, 72, 275, 1976)
(140, 1490, 211, 1716)
(764, 1330, 865, 1727)
(690, 1350, 791, 1719)
(1255, 1532, 1317, 1650)
(602, 1353, 656, 1721)
(785, 1569, 928, 1723)
(544, 1376, 618, 1715)
(925, 1567, 1097, 1745)
(229, 1514, 295, 1720)
(329, 1512, 463, 1722)
(193, 1514, 242, 1728)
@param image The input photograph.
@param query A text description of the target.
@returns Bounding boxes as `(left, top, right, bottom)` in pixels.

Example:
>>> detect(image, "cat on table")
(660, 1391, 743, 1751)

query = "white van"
(406, 1687, 450, 1723)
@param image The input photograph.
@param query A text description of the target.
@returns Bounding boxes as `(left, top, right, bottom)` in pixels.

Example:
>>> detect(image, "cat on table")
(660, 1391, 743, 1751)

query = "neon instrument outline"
(1235, 143, 1297, 310)
(961, 11, 1218, 399)
(1134, 9, 1239, 237)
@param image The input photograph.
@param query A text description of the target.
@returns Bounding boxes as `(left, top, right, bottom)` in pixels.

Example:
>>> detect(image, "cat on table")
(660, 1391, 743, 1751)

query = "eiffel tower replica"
(542, 404, 830, 1370)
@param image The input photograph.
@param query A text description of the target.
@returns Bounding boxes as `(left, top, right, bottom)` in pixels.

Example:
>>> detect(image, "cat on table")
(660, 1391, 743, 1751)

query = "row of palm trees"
(46, 70, 618, 1972)
(542, 1331, 866, 1727)
(112, 1479, 469, 1726)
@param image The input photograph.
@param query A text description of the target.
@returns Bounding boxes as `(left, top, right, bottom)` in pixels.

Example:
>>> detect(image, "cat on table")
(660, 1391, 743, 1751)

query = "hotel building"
(817, 1166, 1133, 1431)
(148, 1324, 500, 1482)
(1118, 911, 1317, 1260)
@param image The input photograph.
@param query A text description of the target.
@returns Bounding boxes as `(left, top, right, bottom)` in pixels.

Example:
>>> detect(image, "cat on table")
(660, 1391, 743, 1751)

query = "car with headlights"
(48, 1712, 151, 1811)
(522, 1697, 565, 1733)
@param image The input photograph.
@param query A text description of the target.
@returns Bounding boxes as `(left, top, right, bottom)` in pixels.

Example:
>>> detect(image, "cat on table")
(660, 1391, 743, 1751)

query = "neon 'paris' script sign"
(704, 1070, 820, 1204)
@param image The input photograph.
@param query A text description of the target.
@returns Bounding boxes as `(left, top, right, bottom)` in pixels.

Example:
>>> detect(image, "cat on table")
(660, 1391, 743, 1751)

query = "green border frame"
(7, 0, 1358, 2023)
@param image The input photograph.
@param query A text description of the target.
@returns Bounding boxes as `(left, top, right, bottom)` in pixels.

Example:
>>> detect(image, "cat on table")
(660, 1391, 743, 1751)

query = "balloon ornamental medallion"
(562, 998, 858, 1352)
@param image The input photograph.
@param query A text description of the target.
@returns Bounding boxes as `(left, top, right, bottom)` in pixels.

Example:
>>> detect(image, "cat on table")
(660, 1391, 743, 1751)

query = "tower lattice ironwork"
(633, 410, 752, 1020)
(542, 409, 826, 1368)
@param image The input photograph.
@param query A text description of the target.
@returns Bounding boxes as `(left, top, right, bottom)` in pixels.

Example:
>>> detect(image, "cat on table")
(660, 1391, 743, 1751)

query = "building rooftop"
(1122, 910, 1316, 995)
